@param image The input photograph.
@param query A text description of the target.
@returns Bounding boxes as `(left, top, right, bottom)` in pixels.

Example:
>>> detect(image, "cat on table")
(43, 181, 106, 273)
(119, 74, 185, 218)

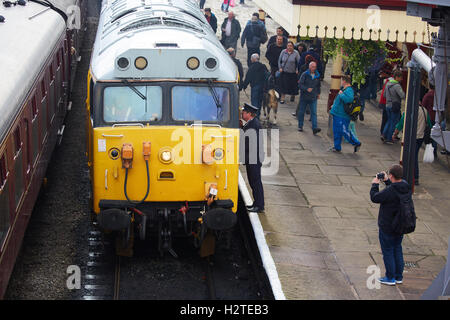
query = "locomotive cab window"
(172, 86, 230, 122)
(103, 85, 162, 123)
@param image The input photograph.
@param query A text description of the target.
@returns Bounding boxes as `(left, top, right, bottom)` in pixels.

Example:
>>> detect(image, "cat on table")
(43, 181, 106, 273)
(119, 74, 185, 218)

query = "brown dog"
(263, 89, 279, 125)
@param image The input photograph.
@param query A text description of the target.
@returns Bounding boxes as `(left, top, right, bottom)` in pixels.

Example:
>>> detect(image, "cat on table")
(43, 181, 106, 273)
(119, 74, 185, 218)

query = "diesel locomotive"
(87, 0, 241, 256)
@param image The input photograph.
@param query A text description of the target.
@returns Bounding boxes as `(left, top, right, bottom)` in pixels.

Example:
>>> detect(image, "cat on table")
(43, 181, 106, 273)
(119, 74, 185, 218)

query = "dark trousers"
(379, 229, 404, 280)
(298, 99, 318, 129)
(246, 164, 264, 209)
(251, 84, 264, 118)
(199, 0, 206, 9)
(415, 138, 424, 181)
(379, 103, 387, 134)
(247, 47, 260, 68)
(383, 106, 401, 142)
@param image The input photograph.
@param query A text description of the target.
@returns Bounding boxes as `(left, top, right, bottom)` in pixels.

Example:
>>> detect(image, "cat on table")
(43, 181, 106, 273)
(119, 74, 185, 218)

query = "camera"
(376, 172, 385, 180)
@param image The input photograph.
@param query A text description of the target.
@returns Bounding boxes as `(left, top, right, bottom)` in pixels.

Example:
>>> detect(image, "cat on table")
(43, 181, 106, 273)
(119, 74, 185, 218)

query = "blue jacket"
(298, 70, 321, 101)
(330, 86, 354, 120)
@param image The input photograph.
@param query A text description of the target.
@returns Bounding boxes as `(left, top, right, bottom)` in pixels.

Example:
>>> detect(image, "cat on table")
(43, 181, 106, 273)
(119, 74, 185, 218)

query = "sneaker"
(298, 127, 303, 132)
(385, 141, 394, 145)
(377, 277, 396, 286)
(280, 100, 285, 104)
(328, 147, 341, 153)
(380, 135, 385, 142)
(313, 128, 321, 135)
(292, 112, 297, 117)
(395, 279, 403, 284)
(354, 143, 362, 153)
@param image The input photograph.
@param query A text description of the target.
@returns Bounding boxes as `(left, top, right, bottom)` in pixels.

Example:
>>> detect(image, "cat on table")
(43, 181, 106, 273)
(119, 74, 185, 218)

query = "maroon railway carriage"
(0, 0, 86, 298)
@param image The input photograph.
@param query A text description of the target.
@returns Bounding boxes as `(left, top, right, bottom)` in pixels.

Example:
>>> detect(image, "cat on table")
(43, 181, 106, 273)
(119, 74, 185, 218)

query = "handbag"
(275, 71, 281, 78)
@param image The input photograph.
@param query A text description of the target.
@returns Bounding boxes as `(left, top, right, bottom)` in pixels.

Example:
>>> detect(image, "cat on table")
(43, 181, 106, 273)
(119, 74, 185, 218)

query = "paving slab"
(265, 232, 332, 253)
(336, 207, 374, 219)
(312, 206, 341, 218)
(299, 184, 371, 207)
(319, 165, 361, 176)
(276, 264, 357, 300)
(258, 205, 324, 237)
(263, 185, 308, 206)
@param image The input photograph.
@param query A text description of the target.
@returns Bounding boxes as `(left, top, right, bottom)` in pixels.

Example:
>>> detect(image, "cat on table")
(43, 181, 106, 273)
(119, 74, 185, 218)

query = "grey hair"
(251, 53, 260, 62)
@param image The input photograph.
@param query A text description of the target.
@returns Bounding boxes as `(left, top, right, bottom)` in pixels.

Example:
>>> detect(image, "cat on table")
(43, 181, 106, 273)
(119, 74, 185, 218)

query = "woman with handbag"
(392, 104, 432, 185)
(277, 41, 300, 104)
(382, 70, 405, 144)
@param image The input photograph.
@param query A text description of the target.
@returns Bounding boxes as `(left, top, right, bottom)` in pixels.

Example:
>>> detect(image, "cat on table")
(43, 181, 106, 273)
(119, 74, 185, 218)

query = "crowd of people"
(198, 0, 447, 194)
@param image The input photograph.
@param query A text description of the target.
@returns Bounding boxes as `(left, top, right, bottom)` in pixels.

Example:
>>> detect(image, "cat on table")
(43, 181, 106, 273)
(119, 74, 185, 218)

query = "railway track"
(79, 198, 272, 300)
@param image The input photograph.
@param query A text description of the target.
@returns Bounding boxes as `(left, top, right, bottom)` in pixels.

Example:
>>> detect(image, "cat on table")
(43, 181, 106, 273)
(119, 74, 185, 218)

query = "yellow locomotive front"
(87, 76, 241, 255)
(87, 2, 243, 256)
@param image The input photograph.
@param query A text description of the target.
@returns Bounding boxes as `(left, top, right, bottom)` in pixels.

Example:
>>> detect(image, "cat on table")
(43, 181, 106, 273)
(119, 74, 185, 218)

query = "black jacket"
(370, 180, 411, 235)
(205, 13, 217, 33)
(265, 43, 286, 69)
(221, 18, 241, 43)
(267, 35, 287, 48)
(243, 62, 268, 89)
(243, 117, 264, 165)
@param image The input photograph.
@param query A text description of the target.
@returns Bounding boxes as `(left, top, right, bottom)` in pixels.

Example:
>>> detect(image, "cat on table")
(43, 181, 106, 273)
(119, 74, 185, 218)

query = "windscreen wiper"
(207, 80, 223, 120)
(122, 79, 146, 100)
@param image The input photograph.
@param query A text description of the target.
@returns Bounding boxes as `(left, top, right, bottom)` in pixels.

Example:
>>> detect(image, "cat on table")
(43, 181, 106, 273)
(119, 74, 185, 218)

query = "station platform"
(205, 0, 449, 299)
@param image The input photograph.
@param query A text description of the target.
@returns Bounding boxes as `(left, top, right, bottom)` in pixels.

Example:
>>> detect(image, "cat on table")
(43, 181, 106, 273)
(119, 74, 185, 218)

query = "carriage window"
(50, 64, 54, 80)
(103, 86, 162, 123)
(41, 79, 47, 98)
(172, 86, 230, 122)
(14, 128, 22, 156)
(0, 155, 6, 188)
(31, 95, 38, 119)
(0, 154, 9, 248)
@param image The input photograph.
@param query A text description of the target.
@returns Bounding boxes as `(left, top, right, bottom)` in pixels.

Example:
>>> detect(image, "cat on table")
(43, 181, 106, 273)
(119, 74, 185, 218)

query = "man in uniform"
(241, 103, 264, 213)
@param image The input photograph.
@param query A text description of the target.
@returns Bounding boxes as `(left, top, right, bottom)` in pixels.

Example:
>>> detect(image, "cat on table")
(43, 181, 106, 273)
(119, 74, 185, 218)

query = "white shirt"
(225, 20, 232, 37)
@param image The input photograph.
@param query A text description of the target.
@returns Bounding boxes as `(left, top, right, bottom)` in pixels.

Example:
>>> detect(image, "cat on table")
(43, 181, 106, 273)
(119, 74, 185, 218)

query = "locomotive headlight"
(159, 148, 173, 164)
(187, 57, 200, 70)
(205, 57, 217, 70)
(117, 57, 130, 70)
(213, 148, 224, 161)
(135, 57, 148, 70)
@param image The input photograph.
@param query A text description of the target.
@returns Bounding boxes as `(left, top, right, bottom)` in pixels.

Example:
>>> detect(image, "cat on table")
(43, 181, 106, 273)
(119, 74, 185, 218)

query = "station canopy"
(254, 0, 439, 43)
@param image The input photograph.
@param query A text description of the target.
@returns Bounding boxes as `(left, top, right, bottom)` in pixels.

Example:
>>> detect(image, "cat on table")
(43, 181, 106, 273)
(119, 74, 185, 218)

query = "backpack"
(391, 187, 416, 235)
(343, 92, 362, 121)
(260, 28, 268, 44)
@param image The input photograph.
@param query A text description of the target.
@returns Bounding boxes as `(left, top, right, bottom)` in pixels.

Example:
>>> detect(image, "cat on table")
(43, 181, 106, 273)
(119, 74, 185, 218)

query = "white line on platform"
(238, 170, 286, 300)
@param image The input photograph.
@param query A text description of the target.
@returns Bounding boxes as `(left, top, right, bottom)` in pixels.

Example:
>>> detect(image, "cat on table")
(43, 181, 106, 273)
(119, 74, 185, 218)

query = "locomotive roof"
(91, 0, 238, 82)
(0, 1, 73, 143)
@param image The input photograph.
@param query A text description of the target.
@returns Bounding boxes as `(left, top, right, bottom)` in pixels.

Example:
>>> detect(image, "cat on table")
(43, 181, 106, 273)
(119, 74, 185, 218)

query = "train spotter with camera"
(87, 0, 241, 257)
(0, 0, 87, 298)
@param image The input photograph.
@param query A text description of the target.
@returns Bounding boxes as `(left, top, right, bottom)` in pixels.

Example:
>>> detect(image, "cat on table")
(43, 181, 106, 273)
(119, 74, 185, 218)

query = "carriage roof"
(0, 1, 73, 142)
